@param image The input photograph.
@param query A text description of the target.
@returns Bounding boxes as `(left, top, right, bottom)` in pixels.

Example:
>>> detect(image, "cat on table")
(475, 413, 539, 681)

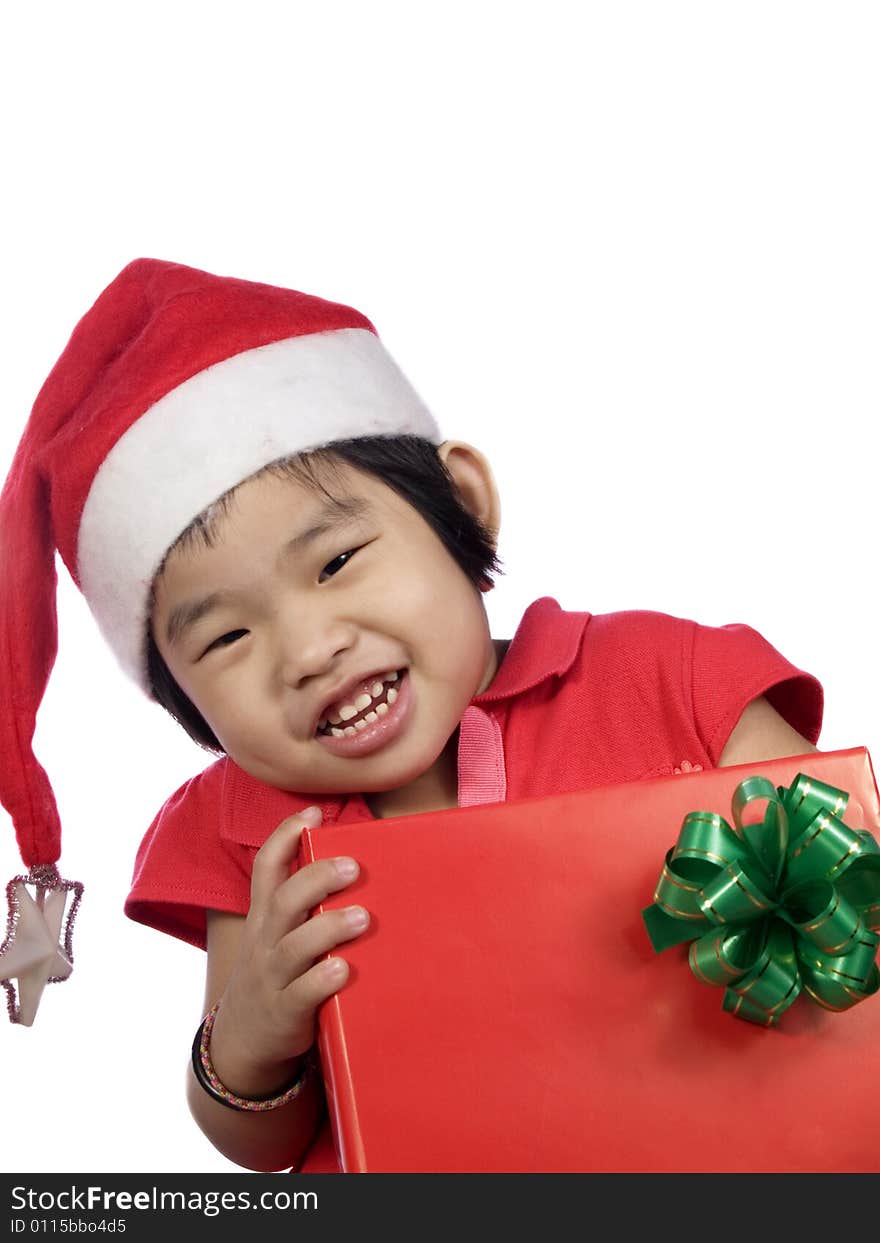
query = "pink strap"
(457, 705, 507, 807)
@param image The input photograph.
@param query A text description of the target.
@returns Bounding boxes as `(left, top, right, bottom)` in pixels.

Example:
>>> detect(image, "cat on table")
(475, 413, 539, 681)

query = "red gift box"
(300, 748, 880, 1172)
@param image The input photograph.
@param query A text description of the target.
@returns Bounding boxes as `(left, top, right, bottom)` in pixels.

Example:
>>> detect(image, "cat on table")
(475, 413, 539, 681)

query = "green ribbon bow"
(642, 772, 880, 1025)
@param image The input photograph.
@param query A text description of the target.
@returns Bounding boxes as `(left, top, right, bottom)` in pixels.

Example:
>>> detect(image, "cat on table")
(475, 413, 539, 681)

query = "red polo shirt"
(125, 597, 823, 1171)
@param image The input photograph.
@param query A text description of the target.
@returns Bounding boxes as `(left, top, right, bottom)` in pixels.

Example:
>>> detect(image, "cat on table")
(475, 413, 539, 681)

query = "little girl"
(0, 258, 822, 1173)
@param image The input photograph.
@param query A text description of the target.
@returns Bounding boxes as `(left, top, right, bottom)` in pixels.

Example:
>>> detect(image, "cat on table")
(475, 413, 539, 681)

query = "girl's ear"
(436, 441, 501, 544)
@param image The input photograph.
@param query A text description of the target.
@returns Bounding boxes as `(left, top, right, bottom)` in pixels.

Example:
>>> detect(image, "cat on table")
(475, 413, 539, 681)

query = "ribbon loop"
(698, 862, 777, 927)
(724, 922, 802, 1024)
(783, 880, 863, 956)
(732, 775, 789, 886)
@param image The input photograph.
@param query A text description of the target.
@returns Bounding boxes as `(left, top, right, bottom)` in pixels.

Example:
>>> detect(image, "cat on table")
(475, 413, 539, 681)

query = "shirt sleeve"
(690, 620, 824, 765)
(124, 760, 254, 950)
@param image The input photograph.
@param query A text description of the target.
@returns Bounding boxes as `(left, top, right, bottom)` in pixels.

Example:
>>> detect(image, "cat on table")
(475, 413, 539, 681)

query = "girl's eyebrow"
(164, 494, 373, 649)
(278, 494, 372, 562)
(165, 590, 239, 648)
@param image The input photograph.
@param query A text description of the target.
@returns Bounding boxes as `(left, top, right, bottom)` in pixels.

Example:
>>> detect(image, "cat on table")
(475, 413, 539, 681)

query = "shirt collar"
(219, 596, 590, 846)
(473, 596, 590, 703)
(218, 764, 370, 848)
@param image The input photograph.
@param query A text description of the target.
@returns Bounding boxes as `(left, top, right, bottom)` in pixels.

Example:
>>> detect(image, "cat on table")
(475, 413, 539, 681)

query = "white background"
(1, 1, 878, 1174)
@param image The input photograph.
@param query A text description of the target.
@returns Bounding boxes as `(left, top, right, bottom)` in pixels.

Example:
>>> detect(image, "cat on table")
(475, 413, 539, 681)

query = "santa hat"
(0, 258, 441, 1022)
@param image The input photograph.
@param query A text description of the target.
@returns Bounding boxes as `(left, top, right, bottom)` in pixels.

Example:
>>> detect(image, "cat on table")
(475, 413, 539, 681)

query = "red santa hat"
(0, 258, 441, 1021)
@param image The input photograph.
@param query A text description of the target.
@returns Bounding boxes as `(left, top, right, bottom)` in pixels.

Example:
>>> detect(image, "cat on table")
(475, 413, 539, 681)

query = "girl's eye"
(319, 548, 358, 582)
(201, 629, 248, 657)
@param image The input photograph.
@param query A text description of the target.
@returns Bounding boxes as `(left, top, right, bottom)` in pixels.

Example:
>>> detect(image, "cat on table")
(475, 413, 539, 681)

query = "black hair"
(146, 435, 503, 753)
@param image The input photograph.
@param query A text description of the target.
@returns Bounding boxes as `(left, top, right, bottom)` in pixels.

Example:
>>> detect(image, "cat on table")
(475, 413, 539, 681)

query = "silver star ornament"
(1, 868, 82, 1025)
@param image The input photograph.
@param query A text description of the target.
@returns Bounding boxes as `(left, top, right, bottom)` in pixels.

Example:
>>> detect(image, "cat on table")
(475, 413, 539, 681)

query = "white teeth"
(354, 719, 368, 731)
(343, 726, 357, 737)
(323, 670, 402, 732)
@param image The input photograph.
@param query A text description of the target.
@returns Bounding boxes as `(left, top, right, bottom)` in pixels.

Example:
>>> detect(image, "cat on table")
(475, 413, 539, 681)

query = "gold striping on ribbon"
(789, 813, 828, 862)
(660, 867, 700, 894)
(803, 891, 840, 934)
(788, 780, 811, 817)
(825, 964, 870, 985)
(828, 840, 860, 878)
(863, 903, 880, 930)
(701, 899, 726, 925)
(673, 846, 729, 867)
(689, 943, 717, 986)
(766, 977, 800, 1015)
(657, 898, 707, 920)
(802, 981, 847, 1012)
(713, 935, 741, 978)
(735, 954, 772, 996)
(821, 928, 859, 956)
(732, 874, 772, 912)
(729, 995, 772, 1024)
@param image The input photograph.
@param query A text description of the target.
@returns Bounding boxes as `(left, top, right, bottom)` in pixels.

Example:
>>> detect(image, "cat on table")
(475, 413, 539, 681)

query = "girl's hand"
(206, 806, 367, 1095)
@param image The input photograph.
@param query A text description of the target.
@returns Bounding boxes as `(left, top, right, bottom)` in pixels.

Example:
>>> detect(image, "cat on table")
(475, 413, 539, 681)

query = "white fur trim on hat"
(77, 327, 441, 689)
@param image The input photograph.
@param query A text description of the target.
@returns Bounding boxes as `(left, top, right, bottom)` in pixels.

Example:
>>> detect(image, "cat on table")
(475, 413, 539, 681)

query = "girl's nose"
(277, 616, 358, 689)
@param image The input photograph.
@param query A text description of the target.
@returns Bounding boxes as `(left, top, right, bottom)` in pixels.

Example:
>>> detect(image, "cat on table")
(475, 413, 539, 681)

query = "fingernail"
(300, 805, 322, 826)
(324, 957, 348, 980)
(343, 905, 369, 931)
(334, 857, 359, 880)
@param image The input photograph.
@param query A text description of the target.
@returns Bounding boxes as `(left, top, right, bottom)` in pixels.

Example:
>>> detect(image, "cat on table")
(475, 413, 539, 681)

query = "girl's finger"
(267, 903, 370, 989)
(280, 954, 354, 1018)
(249, 808, 323, 910)
(262, 853, 361, 944)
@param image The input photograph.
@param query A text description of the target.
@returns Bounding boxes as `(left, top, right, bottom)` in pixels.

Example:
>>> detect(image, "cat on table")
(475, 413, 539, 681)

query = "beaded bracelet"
(191, 1002, 315, 1112)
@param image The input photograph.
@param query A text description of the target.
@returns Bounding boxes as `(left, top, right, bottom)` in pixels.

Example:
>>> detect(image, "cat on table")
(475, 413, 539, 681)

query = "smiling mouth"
(316, 670, 403, 737)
